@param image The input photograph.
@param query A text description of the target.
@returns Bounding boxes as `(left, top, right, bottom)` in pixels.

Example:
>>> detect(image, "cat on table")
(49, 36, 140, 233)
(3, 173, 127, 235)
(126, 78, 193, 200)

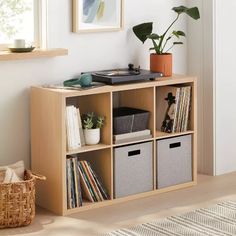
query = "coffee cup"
(14, 39, 26, 48)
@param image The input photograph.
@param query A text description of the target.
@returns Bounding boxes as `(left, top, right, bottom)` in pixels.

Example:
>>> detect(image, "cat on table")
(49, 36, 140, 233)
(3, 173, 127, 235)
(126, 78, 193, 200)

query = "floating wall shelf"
(0, 48, 68, 61)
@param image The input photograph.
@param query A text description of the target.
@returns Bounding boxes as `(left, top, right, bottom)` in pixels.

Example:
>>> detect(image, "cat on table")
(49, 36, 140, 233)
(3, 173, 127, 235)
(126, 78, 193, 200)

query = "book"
(176, 87, 184, 132)
(80, 161, 100, 201)
(86, 161, 109, 200)
(172, 88, 180, 133)
(77, 108, 85, 146)
(113, 134, 152, 144)
(70, 158, 76, 208)
(77, 163, 94, 202)
(66, 159, 72, 209)
(113, 129, 151, 141)
(184, 86, 191, 131)
(66, 157, 83, 209)
(72, 158, 82, 207)
(72, 106, 81, 149)
(78, 162, 97, 202)
(66, 105, 82, 151)
(81, 161, 103, 201)
(66, 106, 73, 151)
(69, 106, 77, 150)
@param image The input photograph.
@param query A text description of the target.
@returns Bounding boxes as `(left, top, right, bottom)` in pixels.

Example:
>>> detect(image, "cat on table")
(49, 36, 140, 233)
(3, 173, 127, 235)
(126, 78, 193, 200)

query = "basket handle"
(31, 173, 46, 181)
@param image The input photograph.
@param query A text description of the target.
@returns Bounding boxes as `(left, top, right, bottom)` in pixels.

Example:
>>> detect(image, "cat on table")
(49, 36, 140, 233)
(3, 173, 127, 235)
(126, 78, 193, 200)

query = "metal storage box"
(157, 135, 192, 189)
(114, 142, 153, 198)
(113, 107, 149, 135)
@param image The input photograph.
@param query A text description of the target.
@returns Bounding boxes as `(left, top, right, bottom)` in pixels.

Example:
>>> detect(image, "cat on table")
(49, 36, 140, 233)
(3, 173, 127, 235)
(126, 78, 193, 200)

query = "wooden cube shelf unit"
(31, 74, 197, 216)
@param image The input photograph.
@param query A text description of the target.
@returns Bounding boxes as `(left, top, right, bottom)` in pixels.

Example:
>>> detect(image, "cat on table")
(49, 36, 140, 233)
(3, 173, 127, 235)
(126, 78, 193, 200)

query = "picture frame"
(72, 0, 124, 33)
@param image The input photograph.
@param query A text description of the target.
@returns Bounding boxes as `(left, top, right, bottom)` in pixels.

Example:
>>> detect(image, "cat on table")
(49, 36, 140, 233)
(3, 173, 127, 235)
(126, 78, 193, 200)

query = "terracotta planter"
(150, 53, 172, 77)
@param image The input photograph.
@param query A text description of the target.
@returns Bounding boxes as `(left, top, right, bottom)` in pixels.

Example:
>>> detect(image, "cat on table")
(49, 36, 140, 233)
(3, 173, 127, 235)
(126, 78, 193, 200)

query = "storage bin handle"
(169, 142, 181, 149)
(128, 150, 141, 157)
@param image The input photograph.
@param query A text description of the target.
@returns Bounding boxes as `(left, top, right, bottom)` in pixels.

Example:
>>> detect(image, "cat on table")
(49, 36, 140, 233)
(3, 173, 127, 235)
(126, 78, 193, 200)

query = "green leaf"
(147, 33, 160, 40)
(173, 42, 184, 45)
(176, 31, 186, 37)
(172, 6, 200, 20)
(133, 22, 153, 44)
(172, 6, 188, 14)
(173, 30, 186, 38)
(186, 7, 200, 20)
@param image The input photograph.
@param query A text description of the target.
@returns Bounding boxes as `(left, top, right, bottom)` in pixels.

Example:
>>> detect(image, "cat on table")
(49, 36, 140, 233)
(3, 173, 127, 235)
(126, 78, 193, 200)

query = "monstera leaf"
(133, 22, 153, 44)
(172, 6, 200, 20)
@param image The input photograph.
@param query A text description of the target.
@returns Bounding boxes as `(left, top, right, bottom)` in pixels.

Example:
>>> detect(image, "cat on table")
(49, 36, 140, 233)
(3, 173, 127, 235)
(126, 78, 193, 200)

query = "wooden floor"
(2, 173, 236, 236)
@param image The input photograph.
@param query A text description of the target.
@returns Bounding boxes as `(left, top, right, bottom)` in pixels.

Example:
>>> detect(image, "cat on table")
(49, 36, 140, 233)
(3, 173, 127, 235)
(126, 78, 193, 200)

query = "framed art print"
(73, 0, 124, 32)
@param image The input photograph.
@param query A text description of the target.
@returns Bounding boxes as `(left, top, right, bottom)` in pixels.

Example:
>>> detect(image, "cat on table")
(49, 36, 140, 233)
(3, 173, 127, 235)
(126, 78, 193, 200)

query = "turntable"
(90, 64, 163, 85)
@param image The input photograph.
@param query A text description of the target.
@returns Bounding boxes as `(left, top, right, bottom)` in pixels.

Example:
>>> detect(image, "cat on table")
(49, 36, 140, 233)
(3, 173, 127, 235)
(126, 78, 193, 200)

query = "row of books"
(158, 85, 191, 133)
(66, 106, 85, 151)
(66, 157, 109, 209)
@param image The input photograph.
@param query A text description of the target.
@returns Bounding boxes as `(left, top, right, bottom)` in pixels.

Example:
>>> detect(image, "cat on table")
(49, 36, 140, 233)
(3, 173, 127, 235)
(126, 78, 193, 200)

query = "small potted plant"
(133, 6, 200, 77)
(82, 112, 105, 145)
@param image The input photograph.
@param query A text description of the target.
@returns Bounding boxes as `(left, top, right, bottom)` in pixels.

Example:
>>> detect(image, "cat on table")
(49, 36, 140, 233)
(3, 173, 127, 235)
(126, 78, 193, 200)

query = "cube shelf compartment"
(31, 74, 197, 215)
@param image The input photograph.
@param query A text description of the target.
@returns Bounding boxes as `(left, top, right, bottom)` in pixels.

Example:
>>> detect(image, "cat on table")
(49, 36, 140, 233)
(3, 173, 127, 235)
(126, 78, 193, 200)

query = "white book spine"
(69, 106, 78, 150)
(77, 108, 85, 146)
(66, 106, 73, 151)
(72, 106, 81, 149)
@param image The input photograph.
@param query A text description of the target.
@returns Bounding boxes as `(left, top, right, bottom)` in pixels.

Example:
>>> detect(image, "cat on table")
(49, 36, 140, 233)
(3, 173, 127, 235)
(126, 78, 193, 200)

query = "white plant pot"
(84, 128, 100, 145)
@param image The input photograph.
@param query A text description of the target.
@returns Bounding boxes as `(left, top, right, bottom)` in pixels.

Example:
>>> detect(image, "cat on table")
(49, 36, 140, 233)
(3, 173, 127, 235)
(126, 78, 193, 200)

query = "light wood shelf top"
(32, 74, 196, 97)
(0, 48, 68, 61)
(66, 144, 111, 155)
(155, 130, 194, 140)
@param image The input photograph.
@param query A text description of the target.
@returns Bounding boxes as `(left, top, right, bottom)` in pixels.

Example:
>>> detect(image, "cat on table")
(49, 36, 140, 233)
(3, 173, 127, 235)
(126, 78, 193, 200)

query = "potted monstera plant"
(133, 6, 200, 77)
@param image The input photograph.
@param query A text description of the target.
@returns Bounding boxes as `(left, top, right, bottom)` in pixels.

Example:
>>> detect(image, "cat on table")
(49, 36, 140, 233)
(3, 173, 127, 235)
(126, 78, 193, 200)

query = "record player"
(89, 64, 163, 85)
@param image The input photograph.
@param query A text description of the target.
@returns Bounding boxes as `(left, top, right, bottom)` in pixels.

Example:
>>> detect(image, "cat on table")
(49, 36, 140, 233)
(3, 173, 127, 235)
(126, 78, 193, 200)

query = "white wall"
(188, 0, 236, 175)
(0, 0, 187, 168)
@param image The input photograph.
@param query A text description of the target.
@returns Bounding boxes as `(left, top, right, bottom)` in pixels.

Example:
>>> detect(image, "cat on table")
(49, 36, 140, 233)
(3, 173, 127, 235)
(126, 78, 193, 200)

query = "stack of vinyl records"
(157, 85, 192, 133)
(78, 161, 109, 202)
(66, 157, 109, 209)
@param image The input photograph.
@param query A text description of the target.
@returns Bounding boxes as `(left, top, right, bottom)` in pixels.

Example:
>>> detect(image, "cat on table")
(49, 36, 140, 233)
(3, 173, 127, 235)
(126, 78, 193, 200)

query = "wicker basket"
(0, 170, 46, 229)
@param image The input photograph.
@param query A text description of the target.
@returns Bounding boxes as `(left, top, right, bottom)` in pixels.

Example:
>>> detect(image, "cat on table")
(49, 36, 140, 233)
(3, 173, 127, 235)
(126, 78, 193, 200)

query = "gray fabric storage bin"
(114, 142, 153, 198)
(157, 135, 192, 189)
(113, 107, 149, 135)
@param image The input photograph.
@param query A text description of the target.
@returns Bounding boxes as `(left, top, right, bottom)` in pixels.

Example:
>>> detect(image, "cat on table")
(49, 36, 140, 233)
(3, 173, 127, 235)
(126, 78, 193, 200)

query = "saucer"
(9, 47, 35, 53)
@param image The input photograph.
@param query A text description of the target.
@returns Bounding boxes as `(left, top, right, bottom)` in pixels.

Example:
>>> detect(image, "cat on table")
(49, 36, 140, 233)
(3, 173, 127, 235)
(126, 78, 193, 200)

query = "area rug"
(105, 201, 236, 236)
